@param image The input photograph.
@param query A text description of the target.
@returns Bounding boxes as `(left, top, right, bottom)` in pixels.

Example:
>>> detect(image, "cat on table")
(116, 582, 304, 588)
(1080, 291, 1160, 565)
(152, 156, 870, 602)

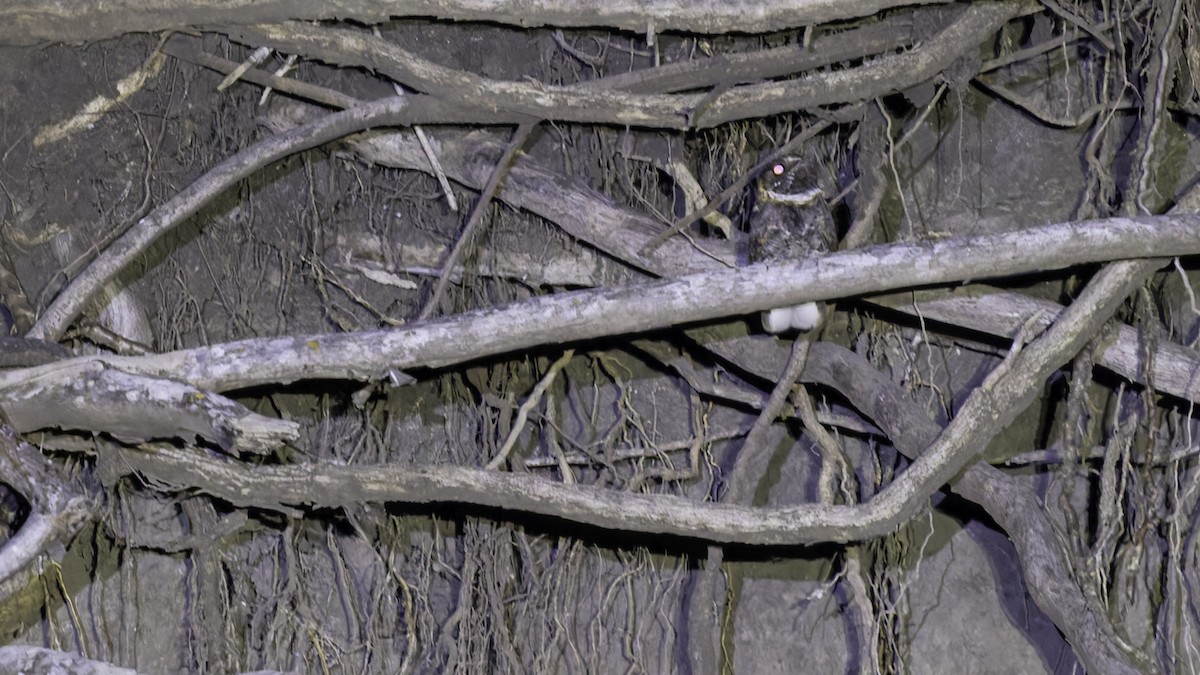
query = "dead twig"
(418, 121, 538, 320)
(31, 95, 520, 342)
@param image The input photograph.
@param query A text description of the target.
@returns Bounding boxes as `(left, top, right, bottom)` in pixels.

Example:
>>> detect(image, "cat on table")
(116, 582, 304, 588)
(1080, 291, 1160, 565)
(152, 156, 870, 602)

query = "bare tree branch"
(1, 363, 298, 453)
(0, 426, 97, 598)
(799, 341, 1149, 675)
(869, 286, 1200, 404)
(685, 333, 1149, 674)
(12, 215, 1196, 394)
(0, 0, 956, 46)
(221, 3, 1024, 129)
(100, 262, 1155, 549)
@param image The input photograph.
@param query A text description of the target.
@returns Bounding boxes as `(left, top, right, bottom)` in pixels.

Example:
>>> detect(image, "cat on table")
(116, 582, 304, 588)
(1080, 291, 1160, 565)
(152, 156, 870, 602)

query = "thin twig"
(373, 25, 459, 213)
(216, 45, 270, 91)
(487, 349, 574, 471)
(392, 82, 458, 212)
(418, 121, 537, 320)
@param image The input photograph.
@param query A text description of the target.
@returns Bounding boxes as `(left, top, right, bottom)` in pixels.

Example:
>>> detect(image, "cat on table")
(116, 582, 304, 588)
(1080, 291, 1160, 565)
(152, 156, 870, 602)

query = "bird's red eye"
(772, 163, 786, 176)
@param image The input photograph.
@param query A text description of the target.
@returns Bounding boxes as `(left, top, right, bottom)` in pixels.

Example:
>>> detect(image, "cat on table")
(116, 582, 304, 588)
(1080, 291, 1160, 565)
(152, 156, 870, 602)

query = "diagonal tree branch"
(220, 3, 1025, 129)
(104, 261, 1157, 549)
(868, 286, 1200, 404)
(795, 340, 1150, 675)
(28, 96, 494, 342)
(12, 215, 1197, 395)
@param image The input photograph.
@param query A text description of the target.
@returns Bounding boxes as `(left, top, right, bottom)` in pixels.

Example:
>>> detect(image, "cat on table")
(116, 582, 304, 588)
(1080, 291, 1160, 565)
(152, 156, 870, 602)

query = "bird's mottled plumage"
(748, 156, 836, 333)
(749, 157, 835, 262)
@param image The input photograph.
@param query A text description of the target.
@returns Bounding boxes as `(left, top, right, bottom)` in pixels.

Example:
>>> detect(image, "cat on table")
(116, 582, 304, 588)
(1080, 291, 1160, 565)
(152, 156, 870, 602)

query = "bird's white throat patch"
(761, 186, 823, 207)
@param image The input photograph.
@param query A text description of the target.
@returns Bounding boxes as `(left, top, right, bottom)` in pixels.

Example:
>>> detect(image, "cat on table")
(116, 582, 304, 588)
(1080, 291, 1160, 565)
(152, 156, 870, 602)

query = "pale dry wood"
(10, 215, 1196, 395)
(0, 0, 954, 46)
(94, 262, 1157, 547)
(221, 4, 1025, 129)
(0, 426, 97, 599)
(0, 362, 298, 454)
(869, 286, 1200, 404)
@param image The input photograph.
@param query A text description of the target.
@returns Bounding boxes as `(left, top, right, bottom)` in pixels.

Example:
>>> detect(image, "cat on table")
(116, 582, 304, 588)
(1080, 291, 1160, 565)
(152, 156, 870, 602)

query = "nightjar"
(748, 155, 836, 333)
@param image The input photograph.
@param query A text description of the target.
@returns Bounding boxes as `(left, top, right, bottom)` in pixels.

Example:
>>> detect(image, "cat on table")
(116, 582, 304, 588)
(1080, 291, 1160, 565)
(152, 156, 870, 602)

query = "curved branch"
(1, 363, 298, 454)
(108, 260, 1154, 549)
(0, 426, 98, 598)
(221, 3, 1023, 129)
(802, 341, 1149, 675)
(29, 96, 521, 342)
(869, 286, 1200, 404)
(686, 332, 1149, 674)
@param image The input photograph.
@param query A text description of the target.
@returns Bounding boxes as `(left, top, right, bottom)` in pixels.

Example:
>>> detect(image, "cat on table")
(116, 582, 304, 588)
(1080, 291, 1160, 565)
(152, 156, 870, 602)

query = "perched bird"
(747, 155, 836, 333)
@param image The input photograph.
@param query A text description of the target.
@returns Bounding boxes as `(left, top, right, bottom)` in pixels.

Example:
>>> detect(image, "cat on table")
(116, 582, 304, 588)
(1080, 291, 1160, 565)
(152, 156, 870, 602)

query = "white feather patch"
(761, 302, 821, 334)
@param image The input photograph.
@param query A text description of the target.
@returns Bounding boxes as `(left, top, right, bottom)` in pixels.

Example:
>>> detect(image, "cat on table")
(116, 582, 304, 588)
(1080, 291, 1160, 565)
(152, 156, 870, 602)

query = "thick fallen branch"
(0, 362, 298, 454)
(221, 3, 1022, 129)
(101, 261, 1154, 548)
(0, 0, 954, 46)
(0, 426, 97, 597)
(11, 215, 1198, 394)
